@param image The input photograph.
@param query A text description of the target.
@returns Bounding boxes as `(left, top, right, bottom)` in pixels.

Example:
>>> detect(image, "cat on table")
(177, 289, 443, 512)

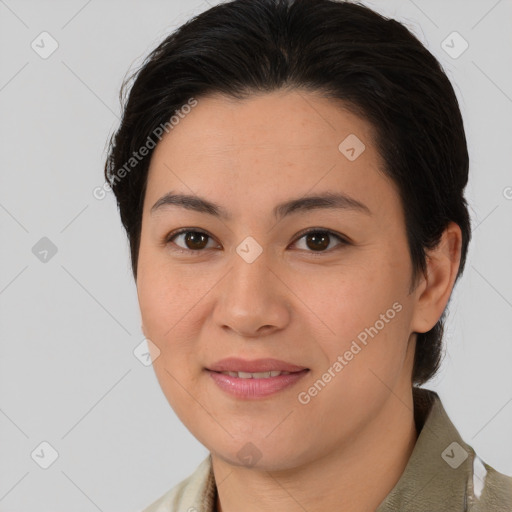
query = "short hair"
(104, 0, 472, 387)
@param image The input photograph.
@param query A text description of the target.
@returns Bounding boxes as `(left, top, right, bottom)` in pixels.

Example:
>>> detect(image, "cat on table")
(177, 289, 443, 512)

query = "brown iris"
(184, 231, 209, 250)
(305, 231, 330, 251)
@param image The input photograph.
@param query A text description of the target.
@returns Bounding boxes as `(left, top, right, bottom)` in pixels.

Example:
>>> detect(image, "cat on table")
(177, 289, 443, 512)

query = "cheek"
(290, 249, 411, 384)
(136, 255, 204, 416)
(289, 253, 407, 340)
(137, 270, 172, 337)
(136, 248, 213, 375)
(137, 245, 190, 332)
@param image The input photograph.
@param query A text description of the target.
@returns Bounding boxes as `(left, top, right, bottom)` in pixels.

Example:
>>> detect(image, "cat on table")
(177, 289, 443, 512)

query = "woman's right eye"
(166, 229, 220, 254)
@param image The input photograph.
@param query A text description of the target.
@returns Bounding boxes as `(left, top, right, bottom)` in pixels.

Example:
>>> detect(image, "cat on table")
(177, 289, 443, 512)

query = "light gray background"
(1, 0, 511, 510)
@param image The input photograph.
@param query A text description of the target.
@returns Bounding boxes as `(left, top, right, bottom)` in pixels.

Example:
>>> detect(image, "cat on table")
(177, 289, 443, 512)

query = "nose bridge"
(214, 238, 289, 336)
(229, 239, 275, 306)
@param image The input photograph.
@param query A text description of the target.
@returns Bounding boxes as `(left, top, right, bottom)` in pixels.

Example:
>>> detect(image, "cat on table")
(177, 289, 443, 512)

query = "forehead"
(151, 90, 376, 159)
(144, 90, 399, 223)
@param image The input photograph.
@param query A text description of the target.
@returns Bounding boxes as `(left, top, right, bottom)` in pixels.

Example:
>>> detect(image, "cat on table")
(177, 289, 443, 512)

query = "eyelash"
(164, 227, 350, 257)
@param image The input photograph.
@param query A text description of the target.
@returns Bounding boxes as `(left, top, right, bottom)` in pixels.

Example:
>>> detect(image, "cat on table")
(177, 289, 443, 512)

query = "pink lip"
(206, 357, 308, 373)
(207, 369, 309, 399)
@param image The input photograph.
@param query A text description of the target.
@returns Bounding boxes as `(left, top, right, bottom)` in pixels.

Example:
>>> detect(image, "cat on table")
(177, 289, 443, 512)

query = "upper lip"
(207, 357, 308, 373)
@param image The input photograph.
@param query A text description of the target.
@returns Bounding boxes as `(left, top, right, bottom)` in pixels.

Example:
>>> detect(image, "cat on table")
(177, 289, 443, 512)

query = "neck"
(212, 386, 418, 512)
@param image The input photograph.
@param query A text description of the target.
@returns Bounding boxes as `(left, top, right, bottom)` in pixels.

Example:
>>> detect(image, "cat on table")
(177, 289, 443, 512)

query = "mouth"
(205, 358, 310, 399)
(209, 370, 301, 378)
(206, 357, 309, 374)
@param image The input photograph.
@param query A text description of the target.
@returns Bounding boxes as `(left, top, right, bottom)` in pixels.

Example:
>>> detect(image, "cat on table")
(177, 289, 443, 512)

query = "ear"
(410, 222, 463, 334)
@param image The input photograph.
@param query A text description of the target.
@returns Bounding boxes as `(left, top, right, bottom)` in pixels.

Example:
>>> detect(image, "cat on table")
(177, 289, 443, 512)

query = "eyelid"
(165, 227, 350, 255)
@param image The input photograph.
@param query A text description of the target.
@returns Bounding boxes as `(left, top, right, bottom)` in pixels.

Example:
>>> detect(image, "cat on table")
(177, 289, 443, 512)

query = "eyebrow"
(150, 191, 372, 220)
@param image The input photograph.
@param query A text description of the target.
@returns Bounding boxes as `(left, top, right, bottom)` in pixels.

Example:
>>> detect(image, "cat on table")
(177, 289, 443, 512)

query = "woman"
(103, 0, 512, 510)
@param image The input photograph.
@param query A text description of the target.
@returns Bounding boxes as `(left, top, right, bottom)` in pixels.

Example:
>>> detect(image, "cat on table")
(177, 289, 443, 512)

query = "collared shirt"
(142, 388, 512, 511)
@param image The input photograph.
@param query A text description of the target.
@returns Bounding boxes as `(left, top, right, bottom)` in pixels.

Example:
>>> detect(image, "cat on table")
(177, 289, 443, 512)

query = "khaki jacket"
(142, 388, 512, 511)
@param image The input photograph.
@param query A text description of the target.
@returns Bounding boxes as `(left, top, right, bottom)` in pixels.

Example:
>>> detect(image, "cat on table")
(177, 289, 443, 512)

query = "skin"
(137, 89, 462, 512)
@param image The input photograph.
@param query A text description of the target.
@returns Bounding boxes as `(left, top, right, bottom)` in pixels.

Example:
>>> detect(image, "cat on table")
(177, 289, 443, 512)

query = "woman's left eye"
(164, 228, 349, 255)
(292, 229, 349, 253)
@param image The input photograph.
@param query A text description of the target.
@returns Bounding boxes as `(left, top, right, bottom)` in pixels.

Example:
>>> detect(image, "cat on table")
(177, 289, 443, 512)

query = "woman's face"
(137, 90, 426, 470)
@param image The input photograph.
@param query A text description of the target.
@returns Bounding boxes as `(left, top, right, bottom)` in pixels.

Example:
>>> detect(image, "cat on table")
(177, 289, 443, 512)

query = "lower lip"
(206, 369, 309, 399)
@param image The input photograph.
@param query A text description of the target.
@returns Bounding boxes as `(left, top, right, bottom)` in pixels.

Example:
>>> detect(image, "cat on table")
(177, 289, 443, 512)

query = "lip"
(206, 357, 308, 373)
(207, 368, 309, 399)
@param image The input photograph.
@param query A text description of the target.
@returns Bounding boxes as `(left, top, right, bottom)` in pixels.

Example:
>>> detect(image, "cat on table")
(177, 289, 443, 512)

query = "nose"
(212, 249, 291, 338)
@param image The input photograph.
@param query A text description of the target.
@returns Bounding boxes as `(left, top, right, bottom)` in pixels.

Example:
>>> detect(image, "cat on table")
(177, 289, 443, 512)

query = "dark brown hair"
(104, 0, 472, 386)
